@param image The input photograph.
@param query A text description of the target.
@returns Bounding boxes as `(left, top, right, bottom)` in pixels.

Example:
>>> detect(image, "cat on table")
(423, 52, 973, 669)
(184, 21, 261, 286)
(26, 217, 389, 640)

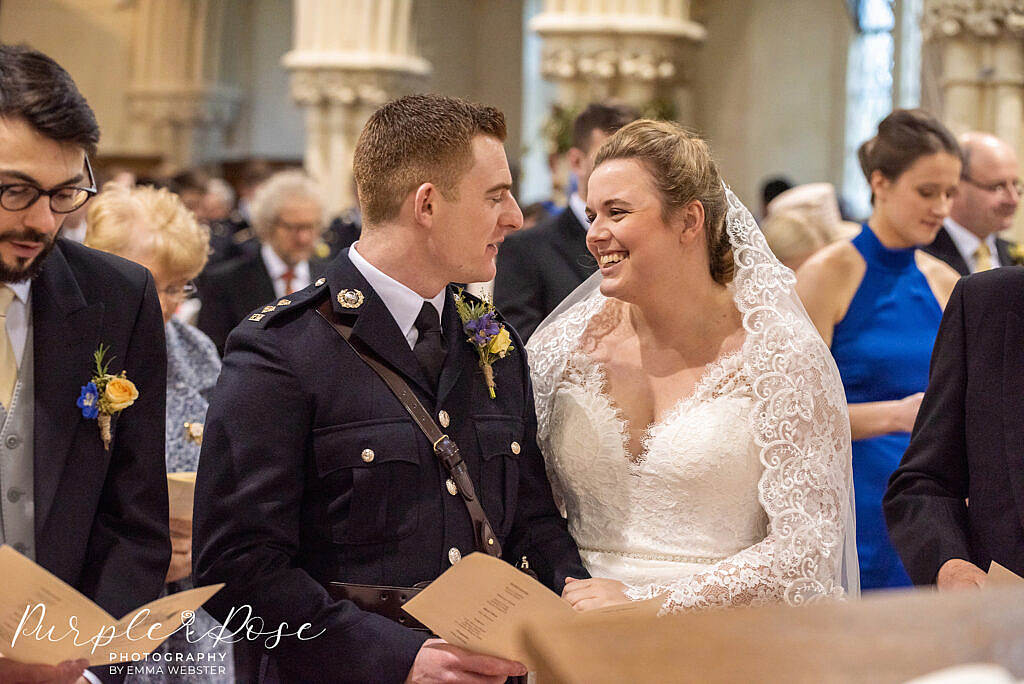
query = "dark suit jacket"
(493, 207, 595, 340)
(197, 249, 327, 354)
(884, 267, 1024, 583)
(35, 239, 170, 682)
(922, 226, 1019, 276)
(193, 249, 586, 683)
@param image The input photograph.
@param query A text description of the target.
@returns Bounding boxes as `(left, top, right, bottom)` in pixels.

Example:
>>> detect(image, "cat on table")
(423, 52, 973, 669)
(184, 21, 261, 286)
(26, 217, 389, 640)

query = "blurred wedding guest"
(85, 183, 232, 683)
(169, 169, 208, 217)
(494, 102, 638, 339)
(521, 201, 550, 230)
(198, 177, 235, 224)
(762, 182, 859, 270)
(198, 169, 329, 354)
(58, 202, 88, 243)
(0, 44, 169, 684)
(884, 267, 1024, 589)
(923, 132, 1024, 274)
(797, 109, 961, 590)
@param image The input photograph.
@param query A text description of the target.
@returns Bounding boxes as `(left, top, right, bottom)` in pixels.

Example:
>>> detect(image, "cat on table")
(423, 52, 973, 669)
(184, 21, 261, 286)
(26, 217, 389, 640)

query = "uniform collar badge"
(337, 288, 364, 309)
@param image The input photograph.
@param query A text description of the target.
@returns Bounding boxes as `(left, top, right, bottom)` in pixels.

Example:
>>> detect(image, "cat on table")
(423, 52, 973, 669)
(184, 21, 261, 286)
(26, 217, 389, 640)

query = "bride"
(526, 120, 857, 613)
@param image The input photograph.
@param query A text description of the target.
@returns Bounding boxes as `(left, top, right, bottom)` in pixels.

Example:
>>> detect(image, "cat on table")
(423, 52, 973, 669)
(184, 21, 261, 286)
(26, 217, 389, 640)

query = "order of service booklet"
(0, 545, 221, 666)
(402, 552, 663, 670)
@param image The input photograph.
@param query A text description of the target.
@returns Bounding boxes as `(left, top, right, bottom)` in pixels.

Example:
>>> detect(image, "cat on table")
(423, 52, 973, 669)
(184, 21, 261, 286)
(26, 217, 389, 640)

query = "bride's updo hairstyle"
(594, 119, 733, 285)
(857, 109, 961, 203)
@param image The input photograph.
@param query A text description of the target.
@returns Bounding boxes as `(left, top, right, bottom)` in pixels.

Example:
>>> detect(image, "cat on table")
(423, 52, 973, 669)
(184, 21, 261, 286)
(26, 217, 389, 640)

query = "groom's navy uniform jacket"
(193, 249, 586, 684)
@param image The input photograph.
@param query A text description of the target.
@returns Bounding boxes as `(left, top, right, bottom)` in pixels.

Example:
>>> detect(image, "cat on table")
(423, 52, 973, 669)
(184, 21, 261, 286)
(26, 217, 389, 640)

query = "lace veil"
(527, 187, 859, 606)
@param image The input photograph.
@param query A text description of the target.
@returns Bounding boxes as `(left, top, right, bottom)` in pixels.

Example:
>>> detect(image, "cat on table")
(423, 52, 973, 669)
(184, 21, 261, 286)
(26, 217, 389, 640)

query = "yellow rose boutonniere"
(76, 344, 140, 450)
(104, 376, 139, 412)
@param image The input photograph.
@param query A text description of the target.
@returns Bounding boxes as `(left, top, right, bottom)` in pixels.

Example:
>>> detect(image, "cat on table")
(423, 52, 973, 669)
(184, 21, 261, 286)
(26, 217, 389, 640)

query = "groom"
(193, 94, 586, 683)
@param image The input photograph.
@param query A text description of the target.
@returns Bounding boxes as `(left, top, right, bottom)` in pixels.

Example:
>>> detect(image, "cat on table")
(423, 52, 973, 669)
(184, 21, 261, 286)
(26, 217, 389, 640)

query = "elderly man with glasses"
(924, 131, 1024, 274)
(197, 169, 330, 354)
(0, 45, 170, 684)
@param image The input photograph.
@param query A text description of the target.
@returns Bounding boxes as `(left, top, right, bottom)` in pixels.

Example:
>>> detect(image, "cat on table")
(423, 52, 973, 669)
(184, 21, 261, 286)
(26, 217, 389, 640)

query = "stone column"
(922, 0, 1024, 240)
(125, 0, 243, 169)
(283, 0, 431, 216)
(530, 0, 706, 120)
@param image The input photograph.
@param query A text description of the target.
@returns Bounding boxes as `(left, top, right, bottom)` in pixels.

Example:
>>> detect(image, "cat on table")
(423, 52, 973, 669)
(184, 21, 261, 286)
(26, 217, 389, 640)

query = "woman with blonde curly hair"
(528, 120, 857, 614)
(85, 182, 231, 683)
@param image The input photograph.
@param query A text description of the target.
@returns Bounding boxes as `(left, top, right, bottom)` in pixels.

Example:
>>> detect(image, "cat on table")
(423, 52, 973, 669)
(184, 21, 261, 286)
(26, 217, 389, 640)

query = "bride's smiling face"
(585, 158, 690, 301)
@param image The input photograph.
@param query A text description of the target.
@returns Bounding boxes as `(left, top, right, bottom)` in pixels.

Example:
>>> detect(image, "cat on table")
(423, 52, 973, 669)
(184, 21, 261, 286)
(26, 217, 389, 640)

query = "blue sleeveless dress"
(831, 224, 943, 590)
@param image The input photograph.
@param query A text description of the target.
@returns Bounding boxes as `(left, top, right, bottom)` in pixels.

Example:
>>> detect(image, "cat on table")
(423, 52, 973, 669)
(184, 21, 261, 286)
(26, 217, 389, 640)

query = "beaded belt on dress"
(580, 548, 725, 564)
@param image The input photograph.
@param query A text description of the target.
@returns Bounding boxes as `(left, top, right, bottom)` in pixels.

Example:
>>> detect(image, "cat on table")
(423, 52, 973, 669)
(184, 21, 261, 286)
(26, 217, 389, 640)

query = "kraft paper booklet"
(0, 545, 222, 666)
(167, 471, 197, 521)
(402, 552, 663, 669)
(987, 561, 1024, 587)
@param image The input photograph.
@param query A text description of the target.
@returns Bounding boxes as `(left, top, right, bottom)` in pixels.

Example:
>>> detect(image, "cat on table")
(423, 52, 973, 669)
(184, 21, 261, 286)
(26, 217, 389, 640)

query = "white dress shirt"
(348, 242, 445, 350)
(261, 243, 311, 298)
(944, 217, 1002, 271)
(568, 192, 590, 232)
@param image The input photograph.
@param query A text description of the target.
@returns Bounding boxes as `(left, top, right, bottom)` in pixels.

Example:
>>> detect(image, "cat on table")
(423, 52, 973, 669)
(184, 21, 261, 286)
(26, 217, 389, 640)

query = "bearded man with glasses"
(924, 131, 1024, 274)
(0, 45, 170, 684)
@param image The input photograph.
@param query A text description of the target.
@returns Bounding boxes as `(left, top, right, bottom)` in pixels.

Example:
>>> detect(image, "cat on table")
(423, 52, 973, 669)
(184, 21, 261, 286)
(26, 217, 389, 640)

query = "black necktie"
(413, 302, 446, 386)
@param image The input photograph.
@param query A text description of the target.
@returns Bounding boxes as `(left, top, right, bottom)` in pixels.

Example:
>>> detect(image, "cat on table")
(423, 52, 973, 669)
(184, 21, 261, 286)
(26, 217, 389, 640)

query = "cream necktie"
(974, 242, 994, 272)
(0, 285, 17, 409)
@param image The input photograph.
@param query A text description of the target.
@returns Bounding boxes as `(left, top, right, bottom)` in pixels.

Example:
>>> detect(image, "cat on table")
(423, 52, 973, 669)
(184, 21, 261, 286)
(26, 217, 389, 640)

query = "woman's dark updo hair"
(858, 109, 961, 197)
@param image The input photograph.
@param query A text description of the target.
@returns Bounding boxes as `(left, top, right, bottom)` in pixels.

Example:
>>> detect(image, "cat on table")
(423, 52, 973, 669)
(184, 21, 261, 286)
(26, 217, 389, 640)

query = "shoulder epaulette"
(245, 278, 330, 328)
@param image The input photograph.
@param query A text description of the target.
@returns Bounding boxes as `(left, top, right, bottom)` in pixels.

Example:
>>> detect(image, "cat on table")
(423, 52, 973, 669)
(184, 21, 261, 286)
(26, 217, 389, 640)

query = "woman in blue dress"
(86, 182, 232, 682)
(797, 109, 962, 590)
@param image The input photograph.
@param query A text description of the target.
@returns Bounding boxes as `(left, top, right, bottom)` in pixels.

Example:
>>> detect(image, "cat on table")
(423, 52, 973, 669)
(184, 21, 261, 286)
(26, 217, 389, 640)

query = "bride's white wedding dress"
(527, 189, 857, 611)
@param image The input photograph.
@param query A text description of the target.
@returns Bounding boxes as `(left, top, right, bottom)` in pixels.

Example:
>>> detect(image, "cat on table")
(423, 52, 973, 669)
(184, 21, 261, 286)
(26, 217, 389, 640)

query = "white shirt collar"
(348, 242, 446, 349)
(944, 217, 1000, 269)
(261, 243, 310, 296)
(568, 192, 590, 232)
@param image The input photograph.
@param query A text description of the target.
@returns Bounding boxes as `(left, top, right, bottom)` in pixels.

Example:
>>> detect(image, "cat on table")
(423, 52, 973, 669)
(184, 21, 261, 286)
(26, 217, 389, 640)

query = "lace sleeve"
(626, 190, 855, 612)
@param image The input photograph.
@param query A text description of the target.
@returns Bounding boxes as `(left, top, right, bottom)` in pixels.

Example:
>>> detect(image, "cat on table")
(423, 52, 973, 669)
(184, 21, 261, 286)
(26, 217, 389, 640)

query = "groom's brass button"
(4, 434, 20, 449)
(361, 448, 375, 463)
(7, 488, 22, 503)
(448, 547, 462, 565)
(445, 478, 458, 496)
(510, 441, 521, 455)
(438, 410, 450, 428)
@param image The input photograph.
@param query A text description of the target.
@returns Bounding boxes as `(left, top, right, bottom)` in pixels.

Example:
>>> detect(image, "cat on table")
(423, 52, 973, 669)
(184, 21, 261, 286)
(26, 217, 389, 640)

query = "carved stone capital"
(539, 42, 693, 85)
(287, 66, 426, 107)
(923, 0, 1024, 40)
(127, 85, 242, 128)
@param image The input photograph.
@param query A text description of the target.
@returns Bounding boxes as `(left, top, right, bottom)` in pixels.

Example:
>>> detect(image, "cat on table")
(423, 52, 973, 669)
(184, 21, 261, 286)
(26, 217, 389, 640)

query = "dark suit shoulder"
(54, 239, 151, 296)
(961, 264, 1024, 306)
(202, 249, 262, 283)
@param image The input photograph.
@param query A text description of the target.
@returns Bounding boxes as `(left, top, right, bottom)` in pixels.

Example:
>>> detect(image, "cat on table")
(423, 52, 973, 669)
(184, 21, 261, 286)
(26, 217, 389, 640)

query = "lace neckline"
(569, 345, 748, 466)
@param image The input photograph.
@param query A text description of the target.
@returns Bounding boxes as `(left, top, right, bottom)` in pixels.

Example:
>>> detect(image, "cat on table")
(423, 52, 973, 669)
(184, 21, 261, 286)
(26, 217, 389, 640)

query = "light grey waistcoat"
(0, 322, 35, 559)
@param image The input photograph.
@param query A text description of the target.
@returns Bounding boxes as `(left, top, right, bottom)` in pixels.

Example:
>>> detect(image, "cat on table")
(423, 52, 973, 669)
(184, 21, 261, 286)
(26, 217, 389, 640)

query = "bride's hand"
(561, 577, 631, 611)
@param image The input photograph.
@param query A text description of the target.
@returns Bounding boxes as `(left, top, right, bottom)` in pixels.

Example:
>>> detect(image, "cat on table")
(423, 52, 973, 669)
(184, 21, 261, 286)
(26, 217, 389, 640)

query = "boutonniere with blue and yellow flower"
(76, 344, 139, 450)
(454, 289, 514, 399)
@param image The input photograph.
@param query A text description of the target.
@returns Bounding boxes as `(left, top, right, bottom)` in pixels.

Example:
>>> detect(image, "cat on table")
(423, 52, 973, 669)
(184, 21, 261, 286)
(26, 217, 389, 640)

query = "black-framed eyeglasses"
(0, 155, 98, 214)
(961, 174, 1024, 196)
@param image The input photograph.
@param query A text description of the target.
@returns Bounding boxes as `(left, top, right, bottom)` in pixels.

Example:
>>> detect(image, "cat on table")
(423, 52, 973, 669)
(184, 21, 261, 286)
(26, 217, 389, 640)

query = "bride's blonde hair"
(594, 119, 733, 285)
